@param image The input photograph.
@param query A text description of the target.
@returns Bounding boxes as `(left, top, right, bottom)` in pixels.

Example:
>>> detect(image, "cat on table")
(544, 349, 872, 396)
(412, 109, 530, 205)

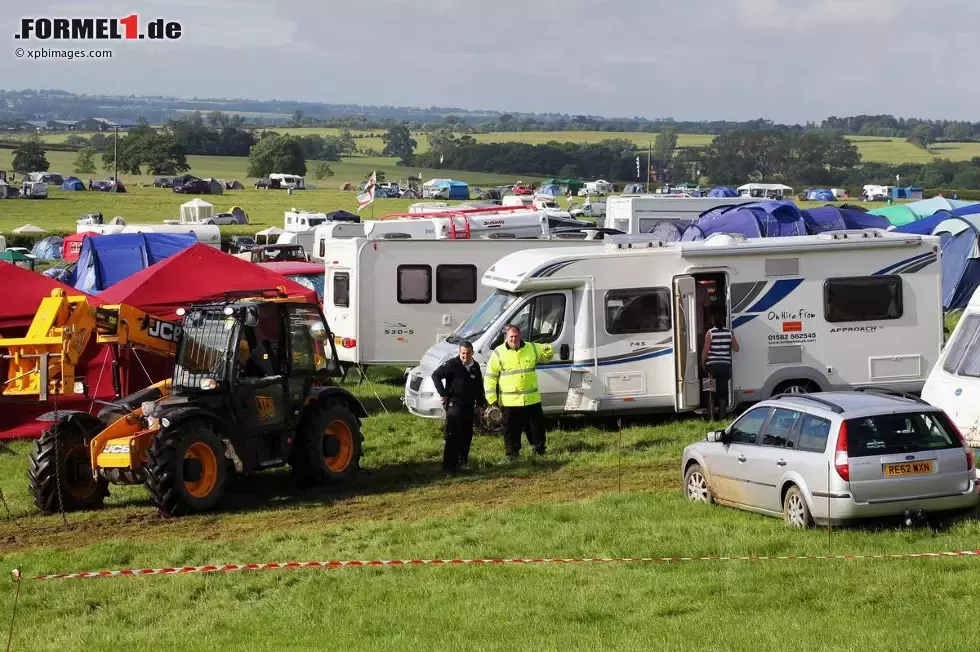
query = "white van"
(922, 288, 980, 446)
(405, 229, 943, 420)
(601, 195, 754, 233)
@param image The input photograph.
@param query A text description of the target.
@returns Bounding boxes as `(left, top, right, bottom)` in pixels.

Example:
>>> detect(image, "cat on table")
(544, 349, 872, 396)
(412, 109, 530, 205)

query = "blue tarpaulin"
(72, 232, 197, 293)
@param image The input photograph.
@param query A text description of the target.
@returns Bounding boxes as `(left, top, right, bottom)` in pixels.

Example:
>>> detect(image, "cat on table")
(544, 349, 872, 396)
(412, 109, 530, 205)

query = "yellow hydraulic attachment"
(0, 288, 182, 401)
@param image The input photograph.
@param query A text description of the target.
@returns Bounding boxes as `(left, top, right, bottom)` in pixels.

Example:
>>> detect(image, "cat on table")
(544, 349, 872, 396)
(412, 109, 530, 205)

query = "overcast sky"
(6, 0, 979, 123)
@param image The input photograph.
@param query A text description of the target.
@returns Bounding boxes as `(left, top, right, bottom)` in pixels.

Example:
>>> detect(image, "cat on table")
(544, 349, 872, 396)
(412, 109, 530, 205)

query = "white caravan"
(76, 221, 221, 248)
(922, 287, 980, 447)
(309, 207, 592, 261)
(270, 173, 305, 190)
(601, 195, 754, 233)
(325, 237, 603, 369)
(275, 209, 334, 254)
(405, 229, 943, 420)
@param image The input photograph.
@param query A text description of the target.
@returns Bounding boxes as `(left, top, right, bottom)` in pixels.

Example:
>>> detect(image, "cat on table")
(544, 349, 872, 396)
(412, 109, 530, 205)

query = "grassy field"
(23, 129, 980, 164)
(0, 366, 978, 651)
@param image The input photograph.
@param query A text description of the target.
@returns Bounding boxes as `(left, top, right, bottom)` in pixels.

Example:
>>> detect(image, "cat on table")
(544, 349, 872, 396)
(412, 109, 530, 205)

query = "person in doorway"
(484, 324, 554, 461)
(701, 309, 739, 415)
(431, 341, 488, 474)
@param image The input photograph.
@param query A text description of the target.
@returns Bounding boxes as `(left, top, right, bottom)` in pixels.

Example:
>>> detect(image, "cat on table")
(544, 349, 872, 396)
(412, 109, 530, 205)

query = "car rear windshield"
(845, 412, 960, 457)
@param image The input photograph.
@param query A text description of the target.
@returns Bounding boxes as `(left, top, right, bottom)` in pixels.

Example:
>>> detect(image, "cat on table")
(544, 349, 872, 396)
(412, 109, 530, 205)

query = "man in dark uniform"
(431, 341, 488, 474)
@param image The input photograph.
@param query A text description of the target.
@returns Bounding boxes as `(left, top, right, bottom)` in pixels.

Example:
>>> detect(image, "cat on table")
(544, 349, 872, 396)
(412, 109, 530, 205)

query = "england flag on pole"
(357, 171, 377, 211)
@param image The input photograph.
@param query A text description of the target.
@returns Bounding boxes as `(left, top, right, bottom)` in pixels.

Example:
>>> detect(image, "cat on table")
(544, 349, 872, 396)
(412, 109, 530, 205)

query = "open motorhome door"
(672, 275, 701, 411)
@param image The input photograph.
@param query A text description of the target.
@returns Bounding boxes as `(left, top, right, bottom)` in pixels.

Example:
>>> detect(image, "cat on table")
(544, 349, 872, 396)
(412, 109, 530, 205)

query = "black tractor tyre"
(27, 420, 109, 514)
(144, 423, 228, 517)
(290, 400, 363, 489)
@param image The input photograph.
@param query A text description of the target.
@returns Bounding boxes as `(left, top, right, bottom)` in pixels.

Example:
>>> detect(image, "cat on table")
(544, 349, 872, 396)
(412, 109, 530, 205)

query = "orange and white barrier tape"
(28, 549, 980, 581)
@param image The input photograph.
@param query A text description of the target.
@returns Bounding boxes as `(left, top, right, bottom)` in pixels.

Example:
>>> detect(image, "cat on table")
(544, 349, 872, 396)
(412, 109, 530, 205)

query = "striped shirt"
(706, 327, 733, 365)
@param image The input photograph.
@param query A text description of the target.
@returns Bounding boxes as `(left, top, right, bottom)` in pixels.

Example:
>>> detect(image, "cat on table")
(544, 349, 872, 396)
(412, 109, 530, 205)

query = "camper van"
(324, 237, 603, 368)
(922, 287, 980, 447)
(309, 207, 592, 261)
(269, 173, 305, 190)
(405, 230, 943, 420)
(76, 222, 221, 248)
(601, 195, 755, 233)
(274, 209, 333, 253)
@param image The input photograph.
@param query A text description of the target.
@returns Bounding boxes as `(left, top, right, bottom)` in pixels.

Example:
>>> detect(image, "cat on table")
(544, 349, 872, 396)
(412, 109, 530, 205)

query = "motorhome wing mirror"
(706, 430, 726, 443)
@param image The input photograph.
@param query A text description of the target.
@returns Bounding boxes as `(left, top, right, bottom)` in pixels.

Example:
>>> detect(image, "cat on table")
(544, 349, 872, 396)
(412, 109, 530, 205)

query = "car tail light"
(834, 421, 849, 481)
(341, 337, 356, 348)
(945, 414, 975, 471)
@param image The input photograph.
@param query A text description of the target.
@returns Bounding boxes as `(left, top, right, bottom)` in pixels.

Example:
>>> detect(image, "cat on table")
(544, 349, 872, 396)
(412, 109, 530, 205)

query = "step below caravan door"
(672, 275, 701, 412)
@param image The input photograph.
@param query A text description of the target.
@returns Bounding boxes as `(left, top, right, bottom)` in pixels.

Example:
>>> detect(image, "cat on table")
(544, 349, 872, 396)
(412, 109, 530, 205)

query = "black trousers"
(705, 362, 732, 415)
(443, 406, 474, 472)
(502, 403, 546, 457)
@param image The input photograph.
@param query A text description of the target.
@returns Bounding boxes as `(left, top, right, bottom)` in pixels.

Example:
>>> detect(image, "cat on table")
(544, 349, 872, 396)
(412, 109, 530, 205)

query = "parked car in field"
(512, 183, 534, 196)
(204, 211, 248, 226)
(92, 179, 126, 193)
(682, 391, 978, 528)
(228, 235, 257, 254)
(173, 178, 210, 194)
(153, 177, 173, 188)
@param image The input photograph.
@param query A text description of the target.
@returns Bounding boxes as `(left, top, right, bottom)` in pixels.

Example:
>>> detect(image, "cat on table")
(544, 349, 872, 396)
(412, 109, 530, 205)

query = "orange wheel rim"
(324, 421, 354, 473)
(184, 442, 218, 499)
(67, 444, 96, 499)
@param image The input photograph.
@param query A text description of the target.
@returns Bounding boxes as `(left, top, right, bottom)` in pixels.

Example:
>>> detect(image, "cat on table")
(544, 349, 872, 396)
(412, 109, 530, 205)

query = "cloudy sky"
(6, 0, 978, 123)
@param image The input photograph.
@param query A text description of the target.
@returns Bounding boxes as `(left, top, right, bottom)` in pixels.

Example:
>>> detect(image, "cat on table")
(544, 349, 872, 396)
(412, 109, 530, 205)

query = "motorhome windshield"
(447, 292, 518, 344)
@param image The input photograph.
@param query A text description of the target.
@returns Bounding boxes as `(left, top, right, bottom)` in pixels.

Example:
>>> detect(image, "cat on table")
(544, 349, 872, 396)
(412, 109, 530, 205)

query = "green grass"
(0, 366, 978, 650)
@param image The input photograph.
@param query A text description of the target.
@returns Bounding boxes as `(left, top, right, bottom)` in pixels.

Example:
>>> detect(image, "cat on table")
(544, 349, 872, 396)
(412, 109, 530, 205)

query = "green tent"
(0, 249, 35, 271)
(867, 204, 919, 226)
(541, 178, 584, 193)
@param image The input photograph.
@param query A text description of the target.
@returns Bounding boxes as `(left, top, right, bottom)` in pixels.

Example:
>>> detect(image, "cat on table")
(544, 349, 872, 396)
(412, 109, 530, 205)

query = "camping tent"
(537, 184, 561, 197)
(62, 232, 94, 263)
(60, 177, 85, 191)
(708, 186, 738, 198)
(98, 244, 318, 321)
(894, 212, 980, 311)
(801, 206, 890, 233)
(229, 206, 249, 223)
(805, 188, 836, 201)
(892, 186, 923, 200)
(648, 219, 694, 242)
(72, 232, 197, 293)
(425, 179, 470, 200)
(339, 182, 355, 191)
(0, 249, 35, 270)
(227, 180, 245, 190)
(683, 201, 809, 240)
(869, 196, 978, 226)
(31, 235, 64, 260)
(203, 178, 224, 195)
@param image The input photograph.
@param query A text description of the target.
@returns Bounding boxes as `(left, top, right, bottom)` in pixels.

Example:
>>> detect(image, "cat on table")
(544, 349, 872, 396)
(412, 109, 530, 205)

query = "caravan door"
(495, 291, 574, 412)
(672, 275, 701, 411)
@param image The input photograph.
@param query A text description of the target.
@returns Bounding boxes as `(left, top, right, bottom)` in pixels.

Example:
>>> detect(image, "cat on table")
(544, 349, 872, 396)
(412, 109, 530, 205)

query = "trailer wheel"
(772, 380, 818, 396)
(27, 420, 108, 514)
(290, 401, 363, 488)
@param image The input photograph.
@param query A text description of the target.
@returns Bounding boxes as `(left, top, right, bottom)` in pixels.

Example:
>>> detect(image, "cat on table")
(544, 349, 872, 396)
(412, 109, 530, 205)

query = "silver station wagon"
(681, 391, 979, 527)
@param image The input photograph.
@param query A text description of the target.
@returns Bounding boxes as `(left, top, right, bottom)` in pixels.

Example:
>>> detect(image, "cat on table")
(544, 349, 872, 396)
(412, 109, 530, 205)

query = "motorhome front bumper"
(403, 370, 445, 419)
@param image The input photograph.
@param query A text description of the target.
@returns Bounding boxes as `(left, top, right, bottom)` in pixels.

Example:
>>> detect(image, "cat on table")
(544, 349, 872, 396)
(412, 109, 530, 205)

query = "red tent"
(97, 243, 318, 320)
(62, 232, 96, 263)
(0, 261, 102, 333)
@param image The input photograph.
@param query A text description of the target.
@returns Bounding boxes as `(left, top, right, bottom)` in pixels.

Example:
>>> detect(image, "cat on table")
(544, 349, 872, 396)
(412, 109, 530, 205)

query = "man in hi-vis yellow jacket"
(484, 324, 554, 460)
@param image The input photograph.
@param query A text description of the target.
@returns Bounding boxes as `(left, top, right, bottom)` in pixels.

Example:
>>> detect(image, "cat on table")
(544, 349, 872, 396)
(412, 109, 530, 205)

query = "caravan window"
(604, 288, 671, 334)
(824, 275, 903, 322)
(436, 265, 477, 304)
(332, 272, 350, 308)
(397, 265, 431, 304)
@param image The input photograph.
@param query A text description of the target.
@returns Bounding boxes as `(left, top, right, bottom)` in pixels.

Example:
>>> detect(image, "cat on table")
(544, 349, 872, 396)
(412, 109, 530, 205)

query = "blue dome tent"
(801, 206, 890, 233)
(708, 186, 737, 198)
(72, 232, 197, 293)
(60, 177, 85, 191)
(805, 188, 836, 201)
(894, 211, 980, 310)
(537, 184, 561, 197)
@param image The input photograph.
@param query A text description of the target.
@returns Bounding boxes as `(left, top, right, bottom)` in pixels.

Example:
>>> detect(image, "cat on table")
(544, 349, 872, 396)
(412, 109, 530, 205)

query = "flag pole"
(646, 141, 652, 193)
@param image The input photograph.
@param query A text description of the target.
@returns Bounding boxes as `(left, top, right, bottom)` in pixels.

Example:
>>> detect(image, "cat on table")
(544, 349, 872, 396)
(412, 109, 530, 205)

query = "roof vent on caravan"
(703, 233, 746, 247)
(604, 234, 664, 249)
(816, 229, 886, 241)
(379, 232, 412, 239)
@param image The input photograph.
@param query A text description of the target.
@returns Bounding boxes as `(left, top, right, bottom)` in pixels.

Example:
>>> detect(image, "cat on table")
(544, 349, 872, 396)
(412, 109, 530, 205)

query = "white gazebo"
(12, 224, 47, 234)
(254, 226, 285, 245)
(179, 198, 215, 224)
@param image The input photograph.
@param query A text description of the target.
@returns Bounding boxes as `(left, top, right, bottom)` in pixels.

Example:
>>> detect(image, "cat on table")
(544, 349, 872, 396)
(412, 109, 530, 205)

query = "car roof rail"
(853, 387, 928, 404)
(770, 393, 845, 414)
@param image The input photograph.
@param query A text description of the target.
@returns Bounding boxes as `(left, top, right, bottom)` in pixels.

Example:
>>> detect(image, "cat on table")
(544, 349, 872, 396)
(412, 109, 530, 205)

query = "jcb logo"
(148, 319, 182, 343)
(255, 395, 276, 422)
(102, 444, 130, 454)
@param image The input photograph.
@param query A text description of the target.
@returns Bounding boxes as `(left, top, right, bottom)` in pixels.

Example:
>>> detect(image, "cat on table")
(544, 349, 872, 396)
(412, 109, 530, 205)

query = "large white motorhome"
(275, 209, 334, 254)
(601, 195, 755, 233)
(922, 286, 980, 447)
(324, 236, 603, 369)
(309, 207, 593, 261)
(405, 229, 943, 420)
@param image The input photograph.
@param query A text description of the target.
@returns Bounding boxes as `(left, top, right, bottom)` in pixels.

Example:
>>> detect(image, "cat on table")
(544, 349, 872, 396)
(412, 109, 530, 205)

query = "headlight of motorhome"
(200, 378, 218, 390)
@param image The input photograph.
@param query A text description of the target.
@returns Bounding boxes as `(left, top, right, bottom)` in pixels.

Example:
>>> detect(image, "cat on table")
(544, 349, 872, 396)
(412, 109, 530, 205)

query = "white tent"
(179, 198, 214, 224)
(255, 226, 285, 245)
(12, 224, 47, 234)
(737, 183, 794, 199)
